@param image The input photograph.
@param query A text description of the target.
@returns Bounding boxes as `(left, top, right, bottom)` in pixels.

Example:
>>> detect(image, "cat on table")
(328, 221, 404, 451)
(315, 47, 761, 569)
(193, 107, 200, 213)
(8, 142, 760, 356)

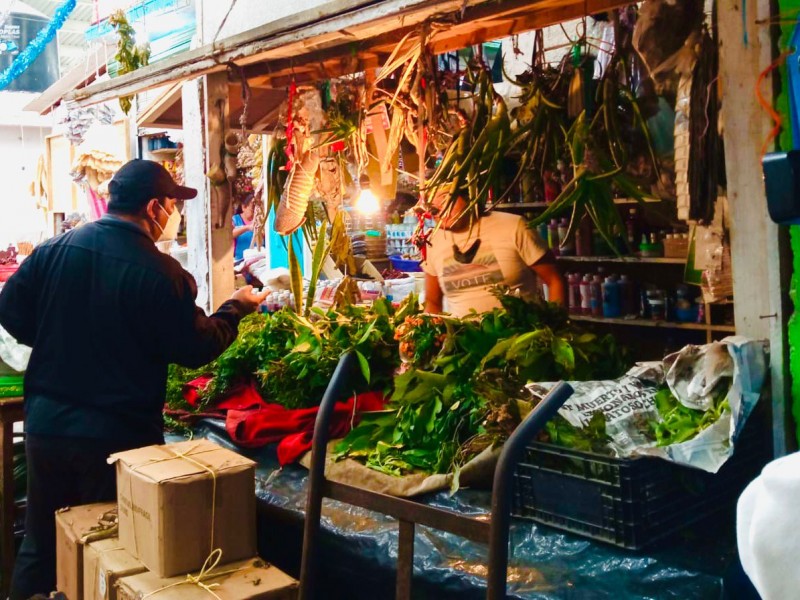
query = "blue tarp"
(172, 422, 736, 599)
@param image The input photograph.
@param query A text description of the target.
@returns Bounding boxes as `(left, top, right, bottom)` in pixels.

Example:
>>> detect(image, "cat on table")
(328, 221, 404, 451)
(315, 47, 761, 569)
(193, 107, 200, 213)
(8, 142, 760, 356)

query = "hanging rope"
(0, 0, 77, 91)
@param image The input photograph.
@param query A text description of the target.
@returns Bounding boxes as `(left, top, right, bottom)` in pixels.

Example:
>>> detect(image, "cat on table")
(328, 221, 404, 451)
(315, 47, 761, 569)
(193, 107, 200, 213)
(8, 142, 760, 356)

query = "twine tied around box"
(127, 443, 232, 595)
(140, 549, 253, 599)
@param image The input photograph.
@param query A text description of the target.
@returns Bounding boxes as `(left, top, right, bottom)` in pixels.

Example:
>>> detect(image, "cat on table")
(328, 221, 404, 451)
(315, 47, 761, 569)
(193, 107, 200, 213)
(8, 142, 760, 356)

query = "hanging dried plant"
(108, 10, 150, 114)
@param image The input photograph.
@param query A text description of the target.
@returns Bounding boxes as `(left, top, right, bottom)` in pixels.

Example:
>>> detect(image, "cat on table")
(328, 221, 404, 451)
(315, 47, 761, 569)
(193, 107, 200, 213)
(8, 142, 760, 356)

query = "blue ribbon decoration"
(0, 0, 78, 91)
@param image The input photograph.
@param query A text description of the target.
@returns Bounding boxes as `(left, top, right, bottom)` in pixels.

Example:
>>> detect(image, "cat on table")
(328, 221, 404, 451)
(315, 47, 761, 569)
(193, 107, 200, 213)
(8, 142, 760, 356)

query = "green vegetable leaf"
(356, 350, 371, 385)
(552, 337, 575, 373)
(305, 221, 328, 316)
(288, 235, 303, 313)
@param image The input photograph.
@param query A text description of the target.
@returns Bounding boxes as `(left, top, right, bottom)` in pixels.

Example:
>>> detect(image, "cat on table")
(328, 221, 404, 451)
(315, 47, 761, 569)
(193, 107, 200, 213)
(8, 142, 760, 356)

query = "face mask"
(153, 203, 181, 243)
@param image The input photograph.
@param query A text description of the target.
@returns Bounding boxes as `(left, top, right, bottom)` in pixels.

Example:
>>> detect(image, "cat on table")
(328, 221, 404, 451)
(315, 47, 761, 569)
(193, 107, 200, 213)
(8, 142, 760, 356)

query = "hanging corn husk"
(274, 87, 326, 236)
(371, 23, 452, 174)
(274, 150, 320, 235)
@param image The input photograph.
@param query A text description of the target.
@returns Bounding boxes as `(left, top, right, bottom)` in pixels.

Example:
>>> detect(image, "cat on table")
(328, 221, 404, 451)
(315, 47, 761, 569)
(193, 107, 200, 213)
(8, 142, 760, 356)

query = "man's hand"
(230, 285, 269, 313)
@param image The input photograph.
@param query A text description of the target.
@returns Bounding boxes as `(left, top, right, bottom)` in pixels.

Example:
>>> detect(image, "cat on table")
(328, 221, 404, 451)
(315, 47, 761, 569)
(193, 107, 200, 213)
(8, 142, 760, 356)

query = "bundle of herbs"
(164, 295, 421, 418)
(334, 292, 627, 478)
(649, 382, 731, 446)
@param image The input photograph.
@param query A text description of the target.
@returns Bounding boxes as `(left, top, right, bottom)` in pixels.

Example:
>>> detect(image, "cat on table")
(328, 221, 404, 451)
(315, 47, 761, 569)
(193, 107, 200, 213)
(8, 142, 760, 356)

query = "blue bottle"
(602, 276, 621, 318)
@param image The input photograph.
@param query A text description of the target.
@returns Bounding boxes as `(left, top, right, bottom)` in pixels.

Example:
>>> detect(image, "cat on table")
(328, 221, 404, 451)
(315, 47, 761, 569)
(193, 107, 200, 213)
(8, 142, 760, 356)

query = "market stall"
(25, 0, 789, 597)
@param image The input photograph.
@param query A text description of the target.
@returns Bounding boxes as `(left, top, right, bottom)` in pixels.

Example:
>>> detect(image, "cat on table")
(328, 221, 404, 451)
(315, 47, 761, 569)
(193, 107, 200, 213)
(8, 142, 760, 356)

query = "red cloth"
(181, 378, 385, 465)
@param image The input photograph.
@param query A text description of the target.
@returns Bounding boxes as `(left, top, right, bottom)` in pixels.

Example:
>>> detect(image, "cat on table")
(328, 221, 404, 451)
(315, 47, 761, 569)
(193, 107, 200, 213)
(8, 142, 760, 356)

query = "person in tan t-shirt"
(423, 193, 564, 317)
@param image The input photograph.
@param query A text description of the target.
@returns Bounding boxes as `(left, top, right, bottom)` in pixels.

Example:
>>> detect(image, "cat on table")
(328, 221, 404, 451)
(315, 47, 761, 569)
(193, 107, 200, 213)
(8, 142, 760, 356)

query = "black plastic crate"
(512, 421, 770, 550)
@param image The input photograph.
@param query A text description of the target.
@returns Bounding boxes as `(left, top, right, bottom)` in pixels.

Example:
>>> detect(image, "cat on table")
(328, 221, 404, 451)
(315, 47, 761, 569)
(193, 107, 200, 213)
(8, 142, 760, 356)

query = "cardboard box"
(55, 502, 117, 600)
(109, 439, 256, 578)
(83, 538, 147, 600)
(116, 558, 298, 600)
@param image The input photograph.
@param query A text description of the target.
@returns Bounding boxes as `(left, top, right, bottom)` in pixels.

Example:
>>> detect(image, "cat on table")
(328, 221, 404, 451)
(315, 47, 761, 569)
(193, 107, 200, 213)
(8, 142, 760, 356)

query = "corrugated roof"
(17, 0, 95, 75)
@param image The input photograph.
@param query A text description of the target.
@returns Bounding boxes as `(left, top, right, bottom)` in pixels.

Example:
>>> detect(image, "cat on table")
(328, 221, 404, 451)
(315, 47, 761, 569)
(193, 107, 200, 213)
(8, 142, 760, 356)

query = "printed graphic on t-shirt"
(440, 249, 504, 294)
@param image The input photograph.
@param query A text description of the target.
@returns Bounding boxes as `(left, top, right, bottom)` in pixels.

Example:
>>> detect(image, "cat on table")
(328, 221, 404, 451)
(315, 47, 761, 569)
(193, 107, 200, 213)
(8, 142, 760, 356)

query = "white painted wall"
(198, 0, 333, 44)
(0, 124, 50, 248)
(0, 91, 51, 248)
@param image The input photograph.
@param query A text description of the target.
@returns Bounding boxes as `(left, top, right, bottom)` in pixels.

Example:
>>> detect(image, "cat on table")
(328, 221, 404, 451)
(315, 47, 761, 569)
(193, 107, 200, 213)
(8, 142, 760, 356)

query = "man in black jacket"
(0, 159, 267, 598)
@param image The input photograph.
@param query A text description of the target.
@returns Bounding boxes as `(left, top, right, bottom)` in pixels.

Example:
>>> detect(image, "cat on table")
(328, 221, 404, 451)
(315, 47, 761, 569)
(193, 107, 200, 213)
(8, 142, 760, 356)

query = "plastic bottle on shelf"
(590, 275, 603, 317)
(537, 222, 549, 247)
(647, 289, 666, 321)
(567, 273, 581, 314)
(618, 275, 636, 316)
(602, 276, 621, 318)
(580, 274, 592, 315)
(649, 232, 664, 257)
(558, 218, 574, 255)
(626, 208, 638, 247)
(575, 215, 592, 256)
(548, 219, 560, 255)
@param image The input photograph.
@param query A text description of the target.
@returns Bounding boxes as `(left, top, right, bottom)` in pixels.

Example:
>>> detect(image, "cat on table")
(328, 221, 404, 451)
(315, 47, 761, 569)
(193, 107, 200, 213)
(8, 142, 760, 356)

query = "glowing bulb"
(355, 188, 380, 214)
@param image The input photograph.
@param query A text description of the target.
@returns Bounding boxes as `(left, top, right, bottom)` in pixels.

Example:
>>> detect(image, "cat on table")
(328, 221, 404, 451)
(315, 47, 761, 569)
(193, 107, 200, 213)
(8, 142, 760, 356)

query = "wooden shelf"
(556, 256, 686, 265)
(493, 198, 662, 210)
(612, 197, 663, 205)
(493, 202, 548, 209)
(570, 314, 736, 333)
(150, 147, 179, 158)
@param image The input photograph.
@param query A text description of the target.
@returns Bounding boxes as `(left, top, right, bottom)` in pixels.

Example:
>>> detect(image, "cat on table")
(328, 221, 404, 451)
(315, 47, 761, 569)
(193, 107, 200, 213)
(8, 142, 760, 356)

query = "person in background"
(233, 193, 256, 262)
(423, 191, 565, 317)
(0, 160, 268, 598)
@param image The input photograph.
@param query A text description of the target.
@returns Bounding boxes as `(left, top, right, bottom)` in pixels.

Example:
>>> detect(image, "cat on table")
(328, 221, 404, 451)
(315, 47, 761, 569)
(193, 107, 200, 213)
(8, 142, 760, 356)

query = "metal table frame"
(299, 353, 573, 600)
(0, 397, 23, 597)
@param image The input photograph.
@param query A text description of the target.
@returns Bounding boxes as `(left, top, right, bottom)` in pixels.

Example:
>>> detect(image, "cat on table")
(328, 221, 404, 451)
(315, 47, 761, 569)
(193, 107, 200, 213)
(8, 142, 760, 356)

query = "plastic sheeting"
(171, 422, 736, 599)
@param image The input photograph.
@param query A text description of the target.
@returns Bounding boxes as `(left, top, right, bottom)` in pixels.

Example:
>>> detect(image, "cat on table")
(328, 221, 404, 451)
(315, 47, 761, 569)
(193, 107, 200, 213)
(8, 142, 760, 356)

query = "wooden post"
(204, 71, 236, 310)
(182, 77, 212, 313)
(718, 0, 794, 454)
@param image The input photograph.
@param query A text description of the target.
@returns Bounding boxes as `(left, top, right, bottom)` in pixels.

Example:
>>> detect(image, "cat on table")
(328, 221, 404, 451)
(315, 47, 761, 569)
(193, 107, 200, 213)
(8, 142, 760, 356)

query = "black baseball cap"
(108, 159, 197, 211)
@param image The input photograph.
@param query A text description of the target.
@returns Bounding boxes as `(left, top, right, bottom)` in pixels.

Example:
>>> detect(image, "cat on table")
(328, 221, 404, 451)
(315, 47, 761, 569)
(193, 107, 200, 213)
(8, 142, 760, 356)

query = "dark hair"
(235, 193, 255, 216)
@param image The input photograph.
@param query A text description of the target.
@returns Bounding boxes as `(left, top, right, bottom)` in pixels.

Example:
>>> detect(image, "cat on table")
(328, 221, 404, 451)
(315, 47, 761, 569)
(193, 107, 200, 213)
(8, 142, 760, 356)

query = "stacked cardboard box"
(56, 439, 298, 599)
(82, 538, 146, 600)
(55, 503, 118, 600)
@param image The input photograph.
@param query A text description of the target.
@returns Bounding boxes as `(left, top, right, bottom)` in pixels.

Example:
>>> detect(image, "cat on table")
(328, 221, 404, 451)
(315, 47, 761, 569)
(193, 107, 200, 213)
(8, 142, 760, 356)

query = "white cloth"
(737, 452, 800, 599)
(0, 324, 29, 372)
(422, 212, 547, 317)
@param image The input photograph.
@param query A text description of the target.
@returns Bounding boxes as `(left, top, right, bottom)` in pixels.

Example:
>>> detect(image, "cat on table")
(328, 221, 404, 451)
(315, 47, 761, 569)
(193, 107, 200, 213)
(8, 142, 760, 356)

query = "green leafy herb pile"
(165, 295, 420, 415)
(540, 411, 611, 454)
(334, 294, 627, 477)
(650, 383, 731, 446)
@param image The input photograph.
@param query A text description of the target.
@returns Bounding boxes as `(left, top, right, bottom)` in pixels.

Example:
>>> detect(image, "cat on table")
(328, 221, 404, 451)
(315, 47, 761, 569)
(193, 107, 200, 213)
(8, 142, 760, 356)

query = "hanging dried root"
(274, 150, 320, 235)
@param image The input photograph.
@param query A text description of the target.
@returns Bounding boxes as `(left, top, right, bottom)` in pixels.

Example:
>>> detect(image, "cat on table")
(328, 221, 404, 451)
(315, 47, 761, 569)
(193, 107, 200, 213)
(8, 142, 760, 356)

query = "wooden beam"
(718, 0, 793, 455)
(67, 0, 623, 107)
(182, 78, 212, 313)
(204, 72, 236, 311)
(66, 0, 467, 106)
(220, 0, 626, 90)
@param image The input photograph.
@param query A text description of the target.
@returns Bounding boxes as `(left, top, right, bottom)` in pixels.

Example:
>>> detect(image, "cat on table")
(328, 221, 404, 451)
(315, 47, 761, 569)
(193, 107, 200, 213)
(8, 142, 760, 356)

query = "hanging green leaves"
(108, 10, 150, 114)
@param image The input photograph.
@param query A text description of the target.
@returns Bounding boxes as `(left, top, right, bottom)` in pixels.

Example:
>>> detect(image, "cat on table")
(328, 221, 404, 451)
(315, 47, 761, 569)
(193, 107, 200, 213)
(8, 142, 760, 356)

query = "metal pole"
(299, 352, 358, 600)
(486, 382, 574, 600)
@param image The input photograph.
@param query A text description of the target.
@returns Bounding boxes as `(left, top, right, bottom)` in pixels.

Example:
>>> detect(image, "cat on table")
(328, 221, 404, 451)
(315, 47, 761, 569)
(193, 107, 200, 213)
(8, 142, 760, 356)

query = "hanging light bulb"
(355, 174, 380, 214)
